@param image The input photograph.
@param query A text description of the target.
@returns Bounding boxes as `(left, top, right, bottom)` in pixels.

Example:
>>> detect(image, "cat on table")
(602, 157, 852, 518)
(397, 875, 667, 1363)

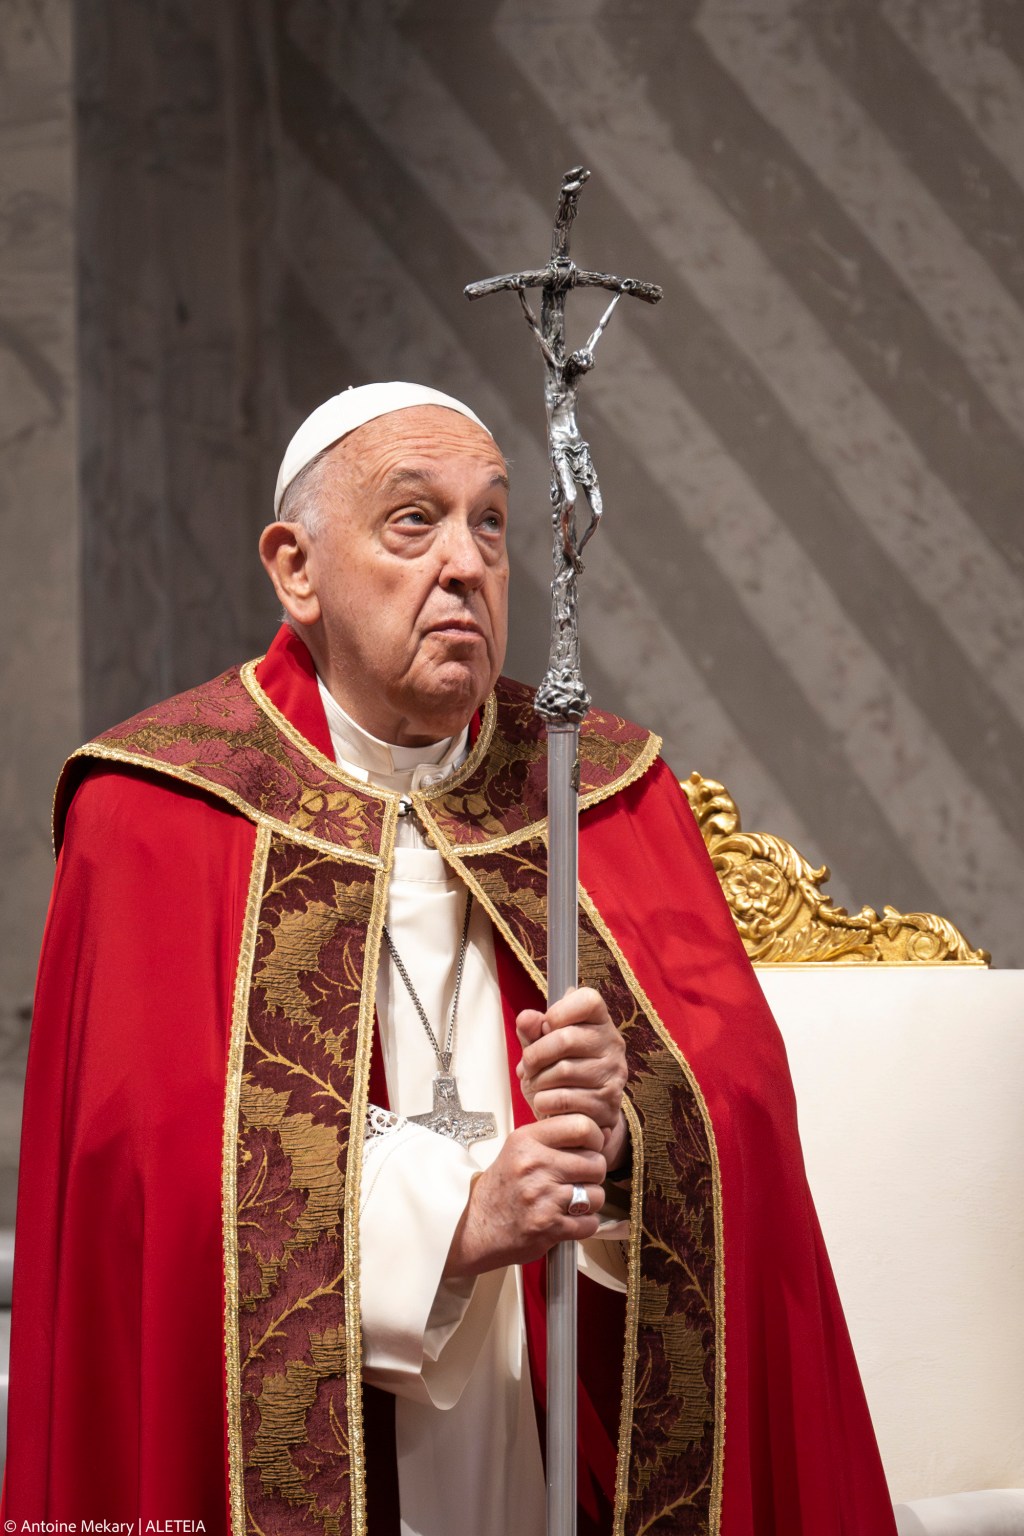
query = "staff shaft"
(464, 163, 661, 1536)
(545, 721, 580, 1536)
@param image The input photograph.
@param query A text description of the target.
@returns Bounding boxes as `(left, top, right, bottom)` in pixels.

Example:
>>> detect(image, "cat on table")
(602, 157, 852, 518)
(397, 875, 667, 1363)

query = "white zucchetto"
(274, 382, 492, 514)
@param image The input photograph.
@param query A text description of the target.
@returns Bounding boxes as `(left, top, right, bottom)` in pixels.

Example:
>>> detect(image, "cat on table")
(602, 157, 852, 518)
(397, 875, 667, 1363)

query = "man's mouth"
(426, 619, 484, 638)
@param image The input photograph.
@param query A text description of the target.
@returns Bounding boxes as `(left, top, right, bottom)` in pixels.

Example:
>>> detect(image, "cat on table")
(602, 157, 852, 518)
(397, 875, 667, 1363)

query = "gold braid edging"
(343, 796, 399, 1535)
(224, 824, 272, 1536)
(613, 1096, 646, 1536)
(240, 658, 501, 808)
(59, 742, 382, 865)
(578, 886, 726, 1536)
(418, 808, 723, 1533)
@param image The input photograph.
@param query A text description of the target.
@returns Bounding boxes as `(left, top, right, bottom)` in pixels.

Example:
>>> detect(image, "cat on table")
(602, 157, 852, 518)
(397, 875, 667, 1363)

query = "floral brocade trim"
(614, 1097, 646, 1536)
(63, 664, 388, 855)
(224, 835, 392, 1536)
(224, 825, 272, 1536)
(55, 741, 383, 865)
(57, 665, 660, 861)
(579, 888, 726, 1536)
(239, 659, 501, 814)
(422, 676, 662, 851)
(422, 833, 723, 1536)
(343, 797, 394, 1536)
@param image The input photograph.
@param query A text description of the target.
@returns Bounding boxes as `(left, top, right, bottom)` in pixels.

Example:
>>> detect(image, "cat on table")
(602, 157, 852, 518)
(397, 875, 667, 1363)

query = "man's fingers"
(506, 1118, 608, 1186)
(519, 1030, 627, 1113)
(516, 989, 610, 1050)
(532, 1087, 619, 1125)
(539, 986, 611, 1032)
(541, 1151, 609, 1191)
(521, 1022, 620, 1076)
(515, 1007, 546, 1048)
(547, 1210, 602, 1246)
(522, 1049, 622, 1093)
(445, 1116, 612, 1277)
(519, 1111, 605, 1153)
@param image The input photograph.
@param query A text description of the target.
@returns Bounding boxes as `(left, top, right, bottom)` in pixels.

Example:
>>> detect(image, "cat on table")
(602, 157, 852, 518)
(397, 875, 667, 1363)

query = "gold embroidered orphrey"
(57, 660, 724, 1536)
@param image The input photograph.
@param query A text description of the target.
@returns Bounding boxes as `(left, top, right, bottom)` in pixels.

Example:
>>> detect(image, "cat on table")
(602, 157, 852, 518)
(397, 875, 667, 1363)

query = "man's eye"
(395, 509, 429, 526)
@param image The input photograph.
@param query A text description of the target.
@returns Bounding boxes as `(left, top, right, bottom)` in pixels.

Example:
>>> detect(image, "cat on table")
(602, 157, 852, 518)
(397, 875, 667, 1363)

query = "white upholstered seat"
(683, 773, 1024, 1521)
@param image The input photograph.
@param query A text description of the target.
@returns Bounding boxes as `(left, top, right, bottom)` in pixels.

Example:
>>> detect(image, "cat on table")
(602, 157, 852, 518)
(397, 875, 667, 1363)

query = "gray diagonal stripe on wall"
(399, 6, 1024, 903)
(70, 0, 1024, 959)
(572, 1, 1024, 834)
(809, 1, 1024, 311)
(882, 0, 1024, 197)
(605, 0, 1024, 579)
(274, 5, 949, 918)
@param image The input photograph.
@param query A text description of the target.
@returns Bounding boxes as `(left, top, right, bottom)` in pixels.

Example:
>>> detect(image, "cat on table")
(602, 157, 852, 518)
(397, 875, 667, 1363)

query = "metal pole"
(465, 165, 661, 1536)
(545, 721, 580, 1536)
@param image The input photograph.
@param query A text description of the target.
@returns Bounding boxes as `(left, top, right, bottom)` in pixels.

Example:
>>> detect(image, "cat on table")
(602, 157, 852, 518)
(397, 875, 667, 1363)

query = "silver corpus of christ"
(464, 166, 662, 1536)
(409, 1072, 498, 1148)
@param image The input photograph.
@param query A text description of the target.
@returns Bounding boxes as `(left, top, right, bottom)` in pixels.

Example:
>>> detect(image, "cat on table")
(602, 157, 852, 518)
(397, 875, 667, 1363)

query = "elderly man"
(5, 384, 897, 1536)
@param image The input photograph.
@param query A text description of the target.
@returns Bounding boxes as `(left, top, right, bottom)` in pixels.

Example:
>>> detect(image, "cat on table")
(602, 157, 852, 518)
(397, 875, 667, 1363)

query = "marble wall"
(0, 0, 78, 1218)
(74, 0, 1024, 969)
(3, 1, 1024, 1219)
(76, 3, 283, 721)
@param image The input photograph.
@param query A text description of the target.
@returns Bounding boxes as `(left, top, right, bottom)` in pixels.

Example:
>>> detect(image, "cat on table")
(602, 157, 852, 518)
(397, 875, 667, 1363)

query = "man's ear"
(259, 522, 322, 627)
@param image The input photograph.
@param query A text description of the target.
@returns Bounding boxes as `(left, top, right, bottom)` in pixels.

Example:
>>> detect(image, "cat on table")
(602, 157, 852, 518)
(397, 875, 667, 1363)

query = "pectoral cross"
(409, 1072, 498, 1148)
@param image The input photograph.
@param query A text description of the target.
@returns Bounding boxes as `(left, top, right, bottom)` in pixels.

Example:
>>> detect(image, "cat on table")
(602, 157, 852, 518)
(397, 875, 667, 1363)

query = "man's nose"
(438, 517, 487, 590)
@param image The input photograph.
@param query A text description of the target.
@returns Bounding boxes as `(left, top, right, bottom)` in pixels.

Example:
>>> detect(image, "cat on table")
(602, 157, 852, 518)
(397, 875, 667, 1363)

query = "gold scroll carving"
(681, 772, 988, 966)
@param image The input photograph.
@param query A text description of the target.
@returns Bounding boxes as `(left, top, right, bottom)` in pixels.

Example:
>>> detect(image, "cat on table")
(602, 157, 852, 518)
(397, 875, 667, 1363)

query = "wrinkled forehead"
(338, 405, 508, 482)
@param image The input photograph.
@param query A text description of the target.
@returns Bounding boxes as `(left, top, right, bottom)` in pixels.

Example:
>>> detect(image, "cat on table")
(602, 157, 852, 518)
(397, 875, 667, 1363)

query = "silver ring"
(567, 1183, 591, 1216)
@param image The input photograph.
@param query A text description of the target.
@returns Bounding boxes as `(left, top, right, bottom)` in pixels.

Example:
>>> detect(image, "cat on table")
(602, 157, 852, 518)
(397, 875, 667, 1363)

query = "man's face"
(300, 406, 510, 746)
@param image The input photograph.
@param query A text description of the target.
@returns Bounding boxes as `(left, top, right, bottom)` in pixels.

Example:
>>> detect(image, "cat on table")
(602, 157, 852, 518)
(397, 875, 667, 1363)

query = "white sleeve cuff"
(579, 1221, 629, 1293)
(577, 1181, 630, 1292)
(359, 1114, 504, 1407)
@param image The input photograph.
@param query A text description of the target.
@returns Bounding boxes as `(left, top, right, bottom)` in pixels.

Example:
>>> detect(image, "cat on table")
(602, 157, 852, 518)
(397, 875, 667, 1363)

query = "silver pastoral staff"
(466, 166, 662, 1536)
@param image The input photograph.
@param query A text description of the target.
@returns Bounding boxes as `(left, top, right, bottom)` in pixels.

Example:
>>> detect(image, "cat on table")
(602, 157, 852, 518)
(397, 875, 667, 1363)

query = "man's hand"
(443, 1115, 607, 1279)
(515, 987, 629, 1172)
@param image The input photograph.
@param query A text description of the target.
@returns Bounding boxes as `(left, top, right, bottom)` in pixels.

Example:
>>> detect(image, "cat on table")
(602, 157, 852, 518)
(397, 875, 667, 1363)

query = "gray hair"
(271, 444, 340, 629)
(274, 443, 338, 536)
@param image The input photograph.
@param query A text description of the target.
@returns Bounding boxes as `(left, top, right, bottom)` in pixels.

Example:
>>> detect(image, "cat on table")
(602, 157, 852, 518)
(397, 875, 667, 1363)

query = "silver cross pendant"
(409, 1073, 498, 1148)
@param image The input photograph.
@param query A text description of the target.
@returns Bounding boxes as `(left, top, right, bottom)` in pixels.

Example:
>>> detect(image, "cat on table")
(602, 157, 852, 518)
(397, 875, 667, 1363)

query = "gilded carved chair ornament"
(681, 772, 988, 966)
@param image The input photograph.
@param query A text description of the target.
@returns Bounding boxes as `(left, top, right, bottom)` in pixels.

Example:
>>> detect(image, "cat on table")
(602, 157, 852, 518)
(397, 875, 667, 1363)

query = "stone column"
(0, 0, 79, 1220)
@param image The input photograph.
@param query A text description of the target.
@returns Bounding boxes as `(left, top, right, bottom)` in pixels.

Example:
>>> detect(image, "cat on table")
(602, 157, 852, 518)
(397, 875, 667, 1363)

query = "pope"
(3, 383, 898, 1536)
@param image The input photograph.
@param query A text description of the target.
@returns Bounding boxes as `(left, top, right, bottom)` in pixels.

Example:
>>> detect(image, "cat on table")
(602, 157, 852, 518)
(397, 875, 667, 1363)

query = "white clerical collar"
(316, 674, 469, 791)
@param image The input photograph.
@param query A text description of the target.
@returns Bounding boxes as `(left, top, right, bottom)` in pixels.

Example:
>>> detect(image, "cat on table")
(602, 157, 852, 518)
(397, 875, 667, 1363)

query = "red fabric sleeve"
(3, 767, 256, 1527)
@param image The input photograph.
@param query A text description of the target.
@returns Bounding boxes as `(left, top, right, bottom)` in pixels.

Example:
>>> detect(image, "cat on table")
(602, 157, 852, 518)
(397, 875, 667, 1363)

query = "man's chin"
(400, 662, 496, 741)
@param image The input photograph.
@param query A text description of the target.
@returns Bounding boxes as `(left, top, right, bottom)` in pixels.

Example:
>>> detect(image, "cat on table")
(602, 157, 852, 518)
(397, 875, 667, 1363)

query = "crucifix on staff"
(467, 165, 662, 722)
(466, 165, 662, 1536)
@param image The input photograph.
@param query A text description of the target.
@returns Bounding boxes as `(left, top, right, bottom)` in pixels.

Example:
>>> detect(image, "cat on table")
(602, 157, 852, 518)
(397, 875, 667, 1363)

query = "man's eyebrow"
(380, 467, 434, 495)
(380, 466, 511, 494)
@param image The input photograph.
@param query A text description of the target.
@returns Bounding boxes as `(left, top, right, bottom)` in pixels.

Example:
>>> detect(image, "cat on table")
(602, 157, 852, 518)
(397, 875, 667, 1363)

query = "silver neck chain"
(381, 891, 475, 1073)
